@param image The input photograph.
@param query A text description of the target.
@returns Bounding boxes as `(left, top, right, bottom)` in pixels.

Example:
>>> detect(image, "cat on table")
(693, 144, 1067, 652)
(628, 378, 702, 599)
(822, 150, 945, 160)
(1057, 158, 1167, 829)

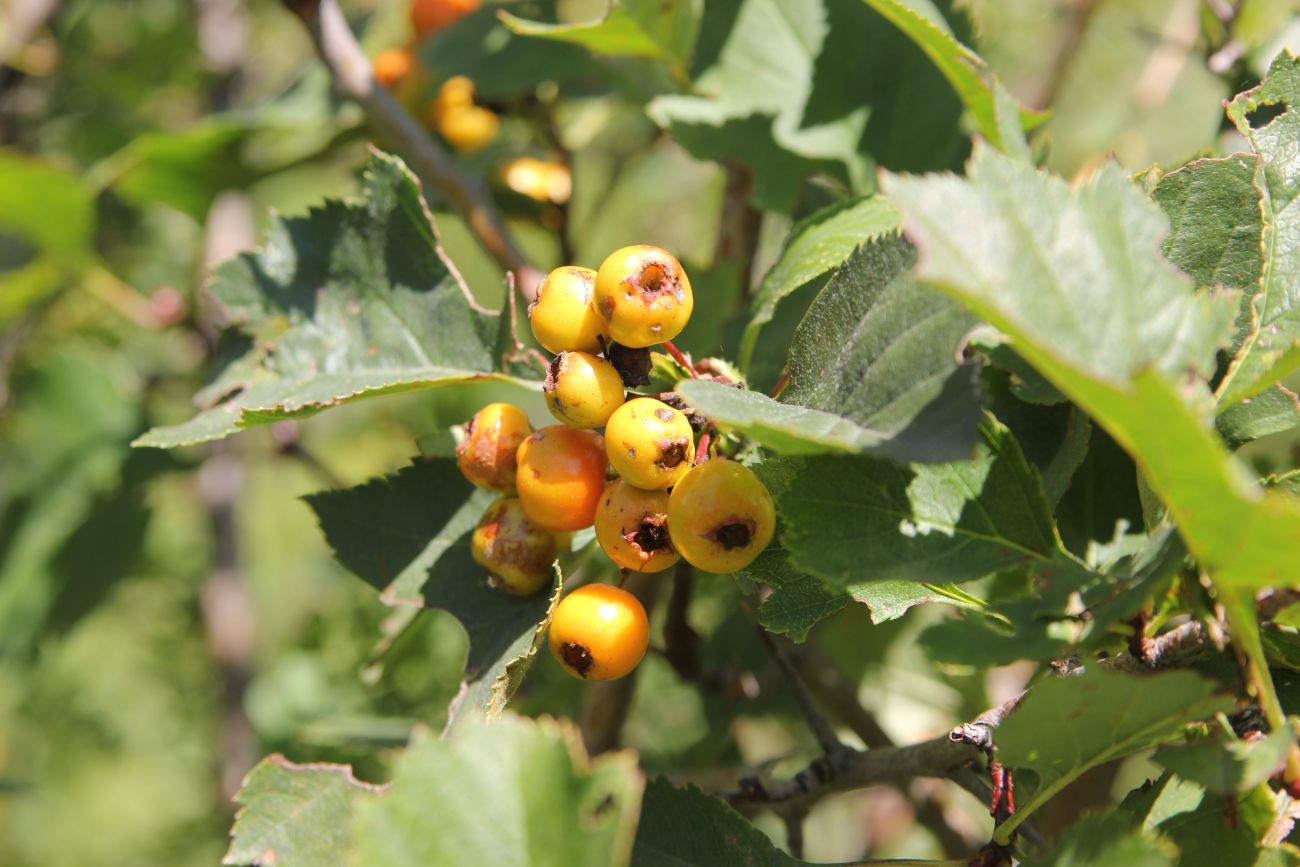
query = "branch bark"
(282, 0, 541, 295)
(723, 619, 1214, 815)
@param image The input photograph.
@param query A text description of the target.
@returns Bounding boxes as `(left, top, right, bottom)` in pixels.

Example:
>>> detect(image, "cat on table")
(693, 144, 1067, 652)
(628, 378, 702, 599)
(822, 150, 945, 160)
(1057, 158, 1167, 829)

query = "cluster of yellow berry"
(456, 246, 775, 681)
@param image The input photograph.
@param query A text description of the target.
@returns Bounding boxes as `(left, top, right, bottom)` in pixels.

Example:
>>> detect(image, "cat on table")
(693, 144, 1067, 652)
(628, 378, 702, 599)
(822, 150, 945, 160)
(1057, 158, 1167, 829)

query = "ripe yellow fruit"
(593, 245, 693, 348)
(456, 402, 533, 491)
(549, 583, 648, 680)
(437, 104, 498, 152)
(515, 425, 608, 531)
(604, 397, 695, 490)
(502, 157, 572, 204)
(430, 75, 475, 120)
(544, 351, 626, 429)
(594, 480, 679, 573)
(529, 266, 609, 355)
(668, 459, 775, 573)
(471, 497, 558, 595)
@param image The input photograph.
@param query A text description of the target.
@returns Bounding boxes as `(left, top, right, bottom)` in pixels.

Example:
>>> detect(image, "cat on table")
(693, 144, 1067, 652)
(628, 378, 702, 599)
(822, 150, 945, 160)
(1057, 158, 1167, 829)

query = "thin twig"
(750, 617, 842, 755)
(663, 562, 700, 680)
(724, 619, 1215, 814)
(281, 0, 540, 294)
(713, 160, 762, 295)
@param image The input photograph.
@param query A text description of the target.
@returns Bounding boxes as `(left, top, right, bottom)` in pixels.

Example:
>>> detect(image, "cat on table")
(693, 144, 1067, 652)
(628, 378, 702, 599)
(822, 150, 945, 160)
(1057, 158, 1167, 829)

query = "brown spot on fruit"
(654, 408, 675, 423)
(712, 520, 755, 550)
(656, 438, 689, 468)
(561, 641, 594, 677)
(625, 513, 670, 557)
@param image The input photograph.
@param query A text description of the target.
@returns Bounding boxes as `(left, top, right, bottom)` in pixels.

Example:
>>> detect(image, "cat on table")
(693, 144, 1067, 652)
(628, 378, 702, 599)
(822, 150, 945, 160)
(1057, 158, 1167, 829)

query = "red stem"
(663, 340, 698, 378)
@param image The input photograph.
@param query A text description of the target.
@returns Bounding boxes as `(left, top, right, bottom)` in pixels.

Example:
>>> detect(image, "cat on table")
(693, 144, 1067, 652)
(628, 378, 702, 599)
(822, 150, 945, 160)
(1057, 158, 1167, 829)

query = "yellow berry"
(594, 479, 679, 573)
(471, 497, 558, 595)
(544, 351, 626, 429)
(549, 583, 648, 680)
(456, 402, 533, 491)
(604, 397, 694, 490)
(436, 104, 498, 152)
(529, 266, 609, 354)
(668, 459, 775, 573)
(593, 245, 693, 348)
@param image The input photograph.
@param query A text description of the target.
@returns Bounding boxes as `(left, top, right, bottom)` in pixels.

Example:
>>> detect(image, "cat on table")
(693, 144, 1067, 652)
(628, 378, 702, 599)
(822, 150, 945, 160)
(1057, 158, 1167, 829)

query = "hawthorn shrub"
(4, 1, 1300, 865)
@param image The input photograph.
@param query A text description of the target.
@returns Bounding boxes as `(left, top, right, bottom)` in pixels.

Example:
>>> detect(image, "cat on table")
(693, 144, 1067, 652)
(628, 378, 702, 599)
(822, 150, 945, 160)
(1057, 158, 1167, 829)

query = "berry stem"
(694, 430, 711, 465)
(663, 340, 698, 378)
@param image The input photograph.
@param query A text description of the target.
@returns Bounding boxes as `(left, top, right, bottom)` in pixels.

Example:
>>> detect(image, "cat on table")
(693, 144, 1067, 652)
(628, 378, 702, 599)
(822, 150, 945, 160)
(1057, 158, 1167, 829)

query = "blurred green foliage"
(1, 0, 1298, 864)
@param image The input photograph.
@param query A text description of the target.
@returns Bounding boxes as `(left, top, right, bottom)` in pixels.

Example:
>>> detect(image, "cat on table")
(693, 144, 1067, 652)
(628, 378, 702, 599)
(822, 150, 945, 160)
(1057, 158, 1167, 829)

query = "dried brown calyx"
(625, 513, 671, 557)
(604, 341, 650, 387)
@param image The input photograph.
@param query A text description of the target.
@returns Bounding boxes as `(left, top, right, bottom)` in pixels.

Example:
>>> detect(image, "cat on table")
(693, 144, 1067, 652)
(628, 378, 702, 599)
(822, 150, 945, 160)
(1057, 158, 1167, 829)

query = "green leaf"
(500, 0, 700, 75)
(779, 235, 981, 462)
(881, 145, 1300, 592)
(1155, 727, 1293, 795)
(741, 196, 901, 366)
(741, 465, 987, 638)
(0, 152, 95, 324)
(918, 528, 1184, 667)
(1218, 53, 1300, 406)
(305, 459, 557, 723)
(678, 379, 898, 455)
(647, 0, 974, 212)
(134, 151, 527, 448)
(224, 756, 385, 867)
(1130, 775, 1300, 867)
(1216, 384, 1300, 449)
(352, 717, 643, 867)
(883, 147, 1236, 386)
(995, 669, 1233, 843)
(632, 778, 801, 866)
(1151, 155, 1264, 296)
(739, 545, 851, 641)
(418, 8, 608, 99)
(767, 419, 1062, 589)
(1042, 0, 1228, 177)
(1025, 810, 1177, 867)
(860, 0, 1045, 149)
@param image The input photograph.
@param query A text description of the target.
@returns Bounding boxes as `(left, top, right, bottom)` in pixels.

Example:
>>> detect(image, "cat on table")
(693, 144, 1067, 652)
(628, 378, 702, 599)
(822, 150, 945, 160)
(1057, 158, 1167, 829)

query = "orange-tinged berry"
(544, 351, 626, 429)
(604, 397, 694, 490)
(668, 459, 775, 573)
(594, 480, 679, 573)
(515, 425, 608, 531)
(549, 583, 648, 680)
(593, 245, 693, 348)
(411, 0, 479, 38)
(456, 402, 533, 491)
(471, 497, 558, 595)
(529, 266, 609, 354)
(372, 48, 414, 88)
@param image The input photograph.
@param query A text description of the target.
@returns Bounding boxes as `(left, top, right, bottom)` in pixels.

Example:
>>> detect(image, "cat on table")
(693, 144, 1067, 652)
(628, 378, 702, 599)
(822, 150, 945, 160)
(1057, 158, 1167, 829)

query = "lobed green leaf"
(134, 151, 530, 449)
(1217, 53, 1300, 406)
(305, 459, 557, 724)
(882, 145, 1300, 592)
(996, 669, 1233, 843)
